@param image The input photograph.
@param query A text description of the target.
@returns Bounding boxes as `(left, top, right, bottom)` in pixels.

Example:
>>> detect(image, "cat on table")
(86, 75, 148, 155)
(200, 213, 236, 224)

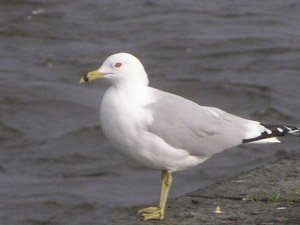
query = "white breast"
(100, 85, 154, 160)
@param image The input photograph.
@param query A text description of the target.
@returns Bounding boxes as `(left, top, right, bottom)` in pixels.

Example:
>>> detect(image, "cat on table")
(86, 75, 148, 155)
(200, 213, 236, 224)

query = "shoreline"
(110, 157, 300, 225)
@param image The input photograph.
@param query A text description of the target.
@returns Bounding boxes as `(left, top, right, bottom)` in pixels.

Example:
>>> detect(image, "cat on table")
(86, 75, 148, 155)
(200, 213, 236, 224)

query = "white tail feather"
(246, 137, 281, 144)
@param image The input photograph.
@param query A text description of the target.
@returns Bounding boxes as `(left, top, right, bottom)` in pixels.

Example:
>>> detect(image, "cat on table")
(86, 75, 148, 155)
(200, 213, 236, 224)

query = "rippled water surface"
(1, 1, 300, 224)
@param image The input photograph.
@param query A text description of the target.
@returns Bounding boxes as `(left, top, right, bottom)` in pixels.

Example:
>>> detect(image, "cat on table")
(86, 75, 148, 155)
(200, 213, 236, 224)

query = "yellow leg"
(138, 170, 173, 220)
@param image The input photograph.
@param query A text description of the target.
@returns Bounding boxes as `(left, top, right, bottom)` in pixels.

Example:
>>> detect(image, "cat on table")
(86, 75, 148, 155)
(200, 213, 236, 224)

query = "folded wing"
(146, 89, 273, 157)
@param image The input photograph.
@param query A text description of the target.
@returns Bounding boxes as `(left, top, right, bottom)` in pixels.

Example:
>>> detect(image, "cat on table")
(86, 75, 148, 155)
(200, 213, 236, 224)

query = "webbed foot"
(138, 206, 164, 220)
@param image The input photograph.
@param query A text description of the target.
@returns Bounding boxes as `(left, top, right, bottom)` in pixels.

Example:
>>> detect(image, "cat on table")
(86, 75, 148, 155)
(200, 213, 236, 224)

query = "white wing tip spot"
(277, 128, 283, 132)
(265, 128, 272, 134)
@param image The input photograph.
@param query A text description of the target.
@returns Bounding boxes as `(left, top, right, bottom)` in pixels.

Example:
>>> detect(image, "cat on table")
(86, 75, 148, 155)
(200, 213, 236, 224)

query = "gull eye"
(114, 62, 122, 68)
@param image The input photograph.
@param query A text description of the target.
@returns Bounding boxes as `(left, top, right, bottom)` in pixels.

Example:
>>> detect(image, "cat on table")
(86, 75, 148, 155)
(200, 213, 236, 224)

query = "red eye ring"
(114, 62, 122, 68)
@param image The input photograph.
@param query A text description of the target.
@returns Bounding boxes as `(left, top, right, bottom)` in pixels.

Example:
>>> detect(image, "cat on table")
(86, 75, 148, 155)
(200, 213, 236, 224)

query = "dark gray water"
(1, 1, 300, 224)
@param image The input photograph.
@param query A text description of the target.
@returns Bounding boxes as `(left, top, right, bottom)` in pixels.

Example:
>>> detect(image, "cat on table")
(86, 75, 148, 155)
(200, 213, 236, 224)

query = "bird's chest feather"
(100, 87, 153, 150)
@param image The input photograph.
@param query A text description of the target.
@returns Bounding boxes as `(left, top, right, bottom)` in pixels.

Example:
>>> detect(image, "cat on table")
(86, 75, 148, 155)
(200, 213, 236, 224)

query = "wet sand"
(111, 157, 300, 225)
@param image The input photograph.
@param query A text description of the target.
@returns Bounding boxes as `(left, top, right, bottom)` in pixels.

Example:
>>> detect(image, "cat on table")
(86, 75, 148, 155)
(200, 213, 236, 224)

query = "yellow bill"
(79, 70, 104, 84)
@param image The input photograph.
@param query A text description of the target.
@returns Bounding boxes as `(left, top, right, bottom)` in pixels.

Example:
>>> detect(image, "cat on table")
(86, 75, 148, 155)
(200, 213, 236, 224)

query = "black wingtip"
(262, 124, 300, 137)
(242, 124, 299, 143)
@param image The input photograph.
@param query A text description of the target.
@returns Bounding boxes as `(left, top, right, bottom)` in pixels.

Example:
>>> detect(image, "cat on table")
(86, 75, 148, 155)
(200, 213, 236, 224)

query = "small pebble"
(214, 206, 222, 214)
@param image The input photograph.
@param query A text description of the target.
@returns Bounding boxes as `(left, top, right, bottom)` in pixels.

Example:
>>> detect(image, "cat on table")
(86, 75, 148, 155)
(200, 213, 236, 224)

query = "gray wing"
(146, 88, 260, 157)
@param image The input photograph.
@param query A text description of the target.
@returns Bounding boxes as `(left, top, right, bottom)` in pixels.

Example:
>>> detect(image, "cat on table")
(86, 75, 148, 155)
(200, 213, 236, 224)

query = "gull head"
(80, 53, 149, 87)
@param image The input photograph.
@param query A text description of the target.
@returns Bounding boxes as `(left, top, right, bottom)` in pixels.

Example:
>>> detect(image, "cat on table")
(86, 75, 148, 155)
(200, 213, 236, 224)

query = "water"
(1, 1, 300, 224)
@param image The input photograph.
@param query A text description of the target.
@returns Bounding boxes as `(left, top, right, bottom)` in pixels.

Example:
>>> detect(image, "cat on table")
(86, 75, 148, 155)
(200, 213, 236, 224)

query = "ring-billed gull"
(79, 53, 299, 221)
